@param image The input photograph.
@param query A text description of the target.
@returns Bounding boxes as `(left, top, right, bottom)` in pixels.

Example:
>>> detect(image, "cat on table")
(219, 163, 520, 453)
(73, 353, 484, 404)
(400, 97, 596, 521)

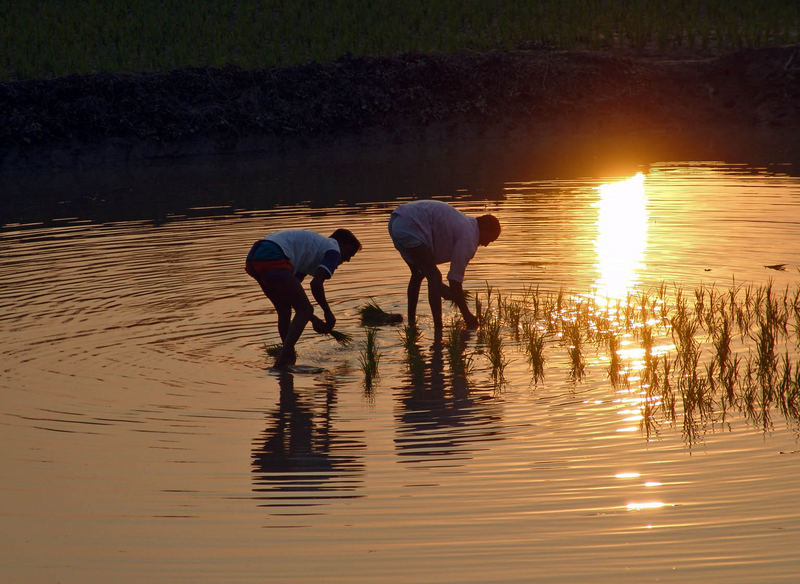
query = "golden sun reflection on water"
(593, 172, 648, 302)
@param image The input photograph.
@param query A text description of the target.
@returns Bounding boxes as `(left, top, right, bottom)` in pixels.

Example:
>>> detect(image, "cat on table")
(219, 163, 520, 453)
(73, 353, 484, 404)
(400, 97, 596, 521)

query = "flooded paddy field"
(3, 150, 800, 583)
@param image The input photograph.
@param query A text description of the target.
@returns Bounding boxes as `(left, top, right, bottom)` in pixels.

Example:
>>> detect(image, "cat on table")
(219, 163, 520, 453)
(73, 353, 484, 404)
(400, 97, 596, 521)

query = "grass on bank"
(3, 0, 799, 80)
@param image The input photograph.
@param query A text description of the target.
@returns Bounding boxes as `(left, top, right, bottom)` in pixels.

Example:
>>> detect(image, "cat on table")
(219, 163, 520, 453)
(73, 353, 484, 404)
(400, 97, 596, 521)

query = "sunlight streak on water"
(593, 172, 648, 302)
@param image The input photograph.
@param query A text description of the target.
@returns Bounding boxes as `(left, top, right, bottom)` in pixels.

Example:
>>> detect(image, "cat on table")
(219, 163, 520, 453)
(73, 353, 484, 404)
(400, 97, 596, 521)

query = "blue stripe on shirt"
(319, 249, 342, 276)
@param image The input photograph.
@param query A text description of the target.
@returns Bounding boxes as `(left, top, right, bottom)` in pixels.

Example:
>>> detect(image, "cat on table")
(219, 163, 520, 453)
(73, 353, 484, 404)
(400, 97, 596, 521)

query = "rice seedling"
(445, 318, 474, 378)
(607, 333, 622, 387)
(501, 297, 524, 339)
(359, 327, 381, 391)
(753, 321, 778, 384)
(358, 298, 403, 326)
(563, 319, 585, 382)
(475, 283, 494, 328)
(265, 343, 283, 358)
(522, 319, 546, 384)
(711, 308, 733, 376)
(522, 283, 542, 322)
(786, 364, 800, 421)
(400, 324, 425, 383)
(374, 277, 800, 440)
(776, 353, 793, 418)
(481, 312, 508, 387)
(328, 329, 353, 345)
(660, 354, 676, 422)
(640, 387, 661, 441)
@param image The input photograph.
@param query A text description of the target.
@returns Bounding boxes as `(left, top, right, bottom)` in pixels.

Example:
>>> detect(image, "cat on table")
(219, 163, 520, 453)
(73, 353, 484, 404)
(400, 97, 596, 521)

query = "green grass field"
(2, 0, 799, 80)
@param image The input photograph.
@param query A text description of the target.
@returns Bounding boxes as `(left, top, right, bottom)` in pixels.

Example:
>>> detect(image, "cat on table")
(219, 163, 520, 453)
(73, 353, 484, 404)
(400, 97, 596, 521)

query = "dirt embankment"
(1, 46, 798, 173)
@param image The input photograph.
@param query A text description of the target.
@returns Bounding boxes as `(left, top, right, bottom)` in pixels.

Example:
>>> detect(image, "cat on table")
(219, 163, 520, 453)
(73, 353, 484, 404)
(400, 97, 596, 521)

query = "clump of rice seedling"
(501, 297, 524, 339)
(400, 325, 425, 383)
(607, 334, 622, 387)
(474, 283, 494, 329)
(358, 298, 403, 326)
(359, 327, 381, 391)
(776, 353, 793, 418)
(445, 318, 473, 378)
(522, 320, 546, 384)
(564, 319, 585, 381)
(328, 329, 353, 345)
(753, 320, 777, 384)
(660, 354, 676, 422)
(711, 308, 733, 377)
(265, 343, 283, 358)
(481, 313, 508, 386)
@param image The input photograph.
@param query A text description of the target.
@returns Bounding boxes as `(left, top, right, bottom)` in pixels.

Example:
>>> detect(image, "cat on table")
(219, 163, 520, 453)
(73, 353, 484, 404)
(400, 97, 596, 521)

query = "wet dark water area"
(4, 116, 799, 230)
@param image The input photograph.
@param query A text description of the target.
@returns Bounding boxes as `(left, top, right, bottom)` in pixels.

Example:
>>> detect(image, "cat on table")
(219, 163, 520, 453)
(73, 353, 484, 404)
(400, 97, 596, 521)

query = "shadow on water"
(251, 368, 366, 515)
(394, 336, 504, 466)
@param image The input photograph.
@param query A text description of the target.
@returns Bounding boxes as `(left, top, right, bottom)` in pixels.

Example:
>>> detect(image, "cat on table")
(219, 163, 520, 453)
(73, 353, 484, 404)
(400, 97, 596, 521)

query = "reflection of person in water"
(252, 370, 365, 508)
(394, 339, 503, 464)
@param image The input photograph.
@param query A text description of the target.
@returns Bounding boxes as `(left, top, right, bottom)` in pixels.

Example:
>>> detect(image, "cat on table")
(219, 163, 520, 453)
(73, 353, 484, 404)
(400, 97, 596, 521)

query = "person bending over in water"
(388, 199, 501, 333)
(245, 228, 361, 368)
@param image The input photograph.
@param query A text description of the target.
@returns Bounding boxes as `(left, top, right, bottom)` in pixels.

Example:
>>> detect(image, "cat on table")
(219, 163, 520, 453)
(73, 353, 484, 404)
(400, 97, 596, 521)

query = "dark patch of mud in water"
(2, 46, 798, 171)
(1, 47, 799, 227)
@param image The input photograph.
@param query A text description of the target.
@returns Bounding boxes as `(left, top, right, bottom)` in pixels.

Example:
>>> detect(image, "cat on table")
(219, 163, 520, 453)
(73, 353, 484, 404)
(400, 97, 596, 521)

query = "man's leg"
(406, 264, 423, 326)
(401, 245, 443, 330)
(260, 282, 291, 341)
(259, 272, 313, 367)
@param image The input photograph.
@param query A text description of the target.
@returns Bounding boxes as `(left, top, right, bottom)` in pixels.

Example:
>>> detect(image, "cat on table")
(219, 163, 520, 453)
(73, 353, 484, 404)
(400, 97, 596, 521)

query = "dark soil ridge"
(1, 46, 798, 173)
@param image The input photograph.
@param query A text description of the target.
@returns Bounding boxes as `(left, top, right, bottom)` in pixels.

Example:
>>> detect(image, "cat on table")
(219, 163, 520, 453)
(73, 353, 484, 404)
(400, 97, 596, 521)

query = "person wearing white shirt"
(245, 228, 361, 368)
(388, 200, 500, 333)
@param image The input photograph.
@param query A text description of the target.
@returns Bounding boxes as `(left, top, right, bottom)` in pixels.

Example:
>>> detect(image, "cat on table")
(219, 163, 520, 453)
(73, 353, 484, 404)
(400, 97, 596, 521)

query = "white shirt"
(393, 200, 479, 282)
(265, 230, 341, 277)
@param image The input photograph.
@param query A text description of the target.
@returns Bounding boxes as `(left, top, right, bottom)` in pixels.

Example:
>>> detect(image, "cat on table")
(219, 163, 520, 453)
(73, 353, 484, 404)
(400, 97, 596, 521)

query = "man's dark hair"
(476, 214, 501, 243)
(330, 228, 362, 251)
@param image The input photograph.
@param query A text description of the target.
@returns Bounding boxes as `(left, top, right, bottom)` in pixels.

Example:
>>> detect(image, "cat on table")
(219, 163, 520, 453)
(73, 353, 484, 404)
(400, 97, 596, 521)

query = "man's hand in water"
(311, 314, 332, 334)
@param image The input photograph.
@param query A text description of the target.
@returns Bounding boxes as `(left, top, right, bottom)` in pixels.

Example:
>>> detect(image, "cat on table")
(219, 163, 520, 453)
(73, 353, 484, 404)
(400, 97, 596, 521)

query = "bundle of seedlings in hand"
(328, 329, 353, 345)
(312, 314, 352, 345)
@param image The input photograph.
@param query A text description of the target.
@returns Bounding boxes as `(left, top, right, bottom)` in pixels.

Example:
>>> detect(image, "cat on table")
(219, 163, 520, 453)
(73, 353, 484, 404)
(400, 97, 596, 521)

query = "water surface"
(3, 161, 800, 583)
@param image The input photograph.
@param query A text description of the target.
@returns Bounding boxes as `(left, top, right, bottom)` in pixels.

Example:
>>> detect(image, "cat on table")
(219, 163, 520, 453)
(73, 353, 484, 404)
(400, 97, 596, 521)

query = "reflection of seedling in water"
(358, 299, 403, 326)
(359, 327, 381, 391)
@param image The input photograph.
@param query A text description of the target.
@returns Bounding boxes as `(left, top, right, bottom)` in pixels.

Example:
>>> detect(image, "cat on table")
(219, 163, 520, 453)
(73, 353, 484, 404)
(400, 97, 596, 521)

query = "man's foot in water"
(273, 347, 297, 369)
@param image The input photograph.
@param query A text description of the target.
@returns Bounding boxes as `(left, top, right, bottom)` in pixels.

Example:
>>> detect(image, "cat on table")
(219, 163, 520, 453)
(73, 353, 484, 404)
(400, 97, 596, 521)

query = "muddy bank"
(1, 46, 799, 175)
